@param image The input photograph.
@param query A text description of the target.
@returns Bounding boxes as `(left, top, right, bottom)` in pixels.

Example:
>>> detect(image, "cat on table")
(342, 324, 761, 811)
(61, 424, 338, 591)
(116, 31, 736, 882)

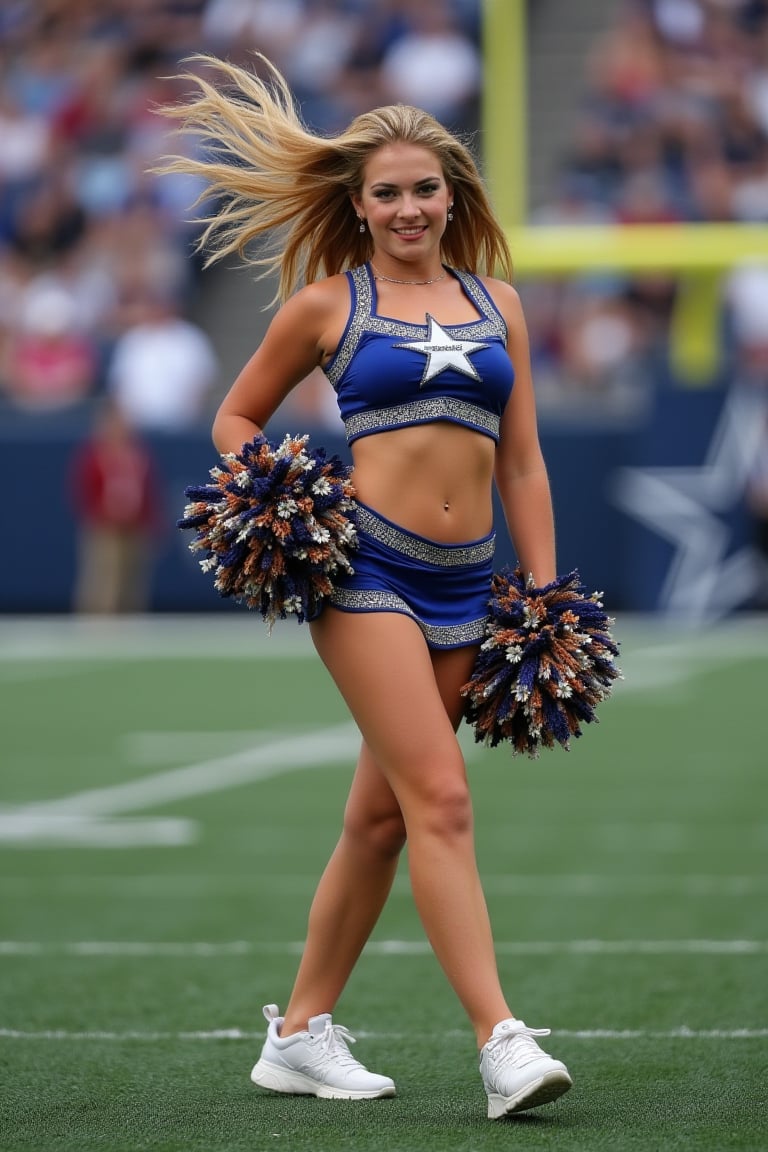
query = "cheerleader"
(165, 53, 574, 1120)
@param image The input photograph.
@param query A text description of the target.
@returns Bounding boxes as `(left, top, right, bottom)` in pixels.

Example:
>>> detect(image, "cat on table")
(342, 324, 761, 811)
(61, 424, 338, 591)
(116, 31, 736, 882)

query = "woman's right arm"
(211, 280, 339, 455)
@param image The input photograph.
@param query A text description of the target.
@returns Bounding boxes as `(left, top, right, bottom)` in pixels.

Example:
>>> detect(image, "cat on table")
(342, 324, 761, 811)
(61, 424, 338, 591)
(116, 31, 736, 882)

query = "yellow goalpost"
(481, 0, 768, 380)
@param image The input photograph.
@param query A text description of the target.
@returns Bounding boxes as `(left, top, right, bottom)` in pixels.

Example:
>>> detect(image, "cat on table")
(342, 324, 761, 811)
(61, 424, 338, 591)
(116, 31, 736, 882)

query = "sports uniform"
(319, 263, 514, 648)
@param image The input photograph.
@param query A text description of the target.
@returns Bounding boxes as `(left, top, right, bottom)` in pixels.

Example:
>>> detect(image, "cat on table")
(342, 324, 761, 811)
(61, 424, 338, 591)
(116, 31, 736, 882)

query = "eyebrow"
(370, 176, 443, 190)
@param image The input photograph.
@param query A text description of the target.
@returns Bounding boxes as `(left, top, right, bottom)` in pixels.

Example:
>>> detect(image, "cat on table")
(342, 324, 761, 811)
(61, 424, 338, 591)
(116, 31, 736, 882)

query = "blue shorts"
(326, 501, 495, 650)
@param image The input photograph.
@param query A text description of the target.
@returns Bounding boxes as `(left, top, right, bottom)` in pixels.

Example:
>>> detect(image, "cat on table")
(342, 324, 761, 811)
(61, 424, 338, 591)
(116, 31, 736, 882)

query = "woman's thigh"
(310, 608, 478, 815)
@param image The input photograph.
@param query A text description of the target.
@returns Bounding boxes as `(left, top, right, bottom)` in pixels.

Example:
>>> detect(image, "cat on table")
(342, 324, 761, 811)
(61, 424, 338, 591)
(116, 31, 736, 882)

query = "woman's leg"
(304, 608, 512, 1048)
(280, 739, 406, 1036)
(280, 623, 479, 1037)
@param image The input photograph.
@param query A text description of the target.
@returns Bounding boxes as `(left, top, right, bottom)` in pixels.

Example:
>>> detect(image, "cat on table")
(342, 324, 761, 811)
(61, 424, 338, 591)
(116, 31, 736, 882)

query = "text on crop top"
(322, 264, 514, 444)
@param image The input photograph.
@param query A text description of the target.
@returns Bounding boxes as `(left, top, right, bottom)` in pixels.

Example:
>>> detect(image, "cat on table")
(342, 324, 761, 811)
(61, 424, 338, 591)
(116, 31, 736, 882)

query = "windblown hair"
(158, 54, 513, 303)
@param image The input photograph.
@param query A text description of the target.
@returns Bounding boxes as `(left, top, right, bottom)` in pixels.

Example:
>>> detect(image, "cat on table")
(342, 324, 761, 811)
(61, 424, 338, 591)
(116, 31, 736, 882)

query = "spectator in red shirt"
(69, 397, 162, 613)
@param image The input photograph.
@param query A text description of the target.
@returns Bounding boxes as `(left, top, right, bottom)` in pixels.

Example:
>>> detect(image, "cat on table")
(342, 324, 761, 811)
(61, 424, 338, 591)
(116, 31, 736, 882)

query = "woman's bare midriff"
(349, 421, 496, 543)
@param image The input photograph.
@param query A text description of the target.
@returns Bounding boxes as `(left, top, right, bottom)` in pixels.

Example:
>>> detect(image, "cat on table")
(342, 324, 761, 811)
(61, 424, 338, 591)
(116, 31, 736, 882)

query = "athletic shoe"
(250, 1003, 396, 1100)
(479, 1018, 572, 1119)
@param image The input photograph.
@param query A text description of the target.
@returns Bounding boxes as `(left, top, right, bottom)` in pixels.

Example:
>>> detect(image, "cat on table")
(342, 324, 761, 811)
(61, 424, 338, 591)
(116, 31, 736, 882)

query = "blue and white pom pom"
(461, 567, 621, 757)
(178, 433, 358, 627)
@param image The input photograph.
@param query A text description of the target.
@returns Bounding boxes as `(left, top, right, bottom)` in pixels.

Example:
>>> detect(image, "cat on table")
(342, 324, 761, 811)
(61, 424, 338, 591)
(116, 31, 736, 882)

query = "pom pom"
(461, 567, 621, 757)
(178, 433, 358, 626)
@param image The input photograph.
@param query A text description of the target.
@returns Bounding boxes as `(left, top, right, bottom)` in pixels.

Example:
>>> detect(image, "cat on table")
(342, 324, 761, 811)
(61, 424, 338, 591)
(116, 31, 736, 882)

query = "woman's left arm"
(489, 280, 556, 587)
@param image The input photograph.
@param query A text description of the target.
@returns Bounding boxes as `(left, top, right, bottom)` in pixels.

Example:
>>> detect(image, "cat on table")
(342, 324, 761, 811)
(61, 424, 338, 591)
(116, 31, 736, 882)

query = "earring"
(447, 204, 454, 222)
(358, 218, 366, 233)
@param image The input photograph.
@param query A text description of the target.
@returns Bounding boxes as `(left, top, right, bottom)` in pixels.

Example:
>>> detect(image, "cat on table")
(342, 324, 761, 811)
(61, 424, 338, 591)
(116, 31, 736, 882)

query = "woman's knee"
(406, 773, 474, 840)
(343, 802, 407, 859)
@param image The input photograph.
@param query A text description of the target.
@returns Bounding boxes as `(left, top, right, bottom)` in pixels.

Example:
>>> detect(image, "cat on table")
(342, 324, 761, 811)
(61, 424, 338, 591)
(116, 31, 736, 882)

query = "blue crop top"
(322, 263, 514, 445)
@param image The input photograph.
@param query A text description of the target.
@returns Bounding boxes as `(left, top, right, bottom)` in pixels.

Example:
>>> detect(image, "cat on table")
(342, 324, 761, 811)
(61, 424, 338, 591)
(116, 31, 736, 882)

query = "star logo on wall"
(611, 388, 766, 623)
(394, 315, 489, 386)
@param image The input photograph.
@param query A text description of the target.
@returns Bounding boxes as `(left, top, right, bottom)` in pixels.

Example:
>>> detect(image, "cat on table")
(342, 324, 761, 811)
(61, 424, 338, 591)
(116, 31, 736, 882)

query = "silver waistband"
(355, 504, 495, 568)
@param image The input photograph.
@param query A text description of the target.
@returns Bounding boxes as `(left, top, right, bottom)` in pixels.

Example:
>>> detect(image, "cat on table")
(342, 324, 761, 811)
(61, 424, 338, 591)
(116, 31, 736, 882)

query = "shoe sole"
(250, 1058, 396, 1100)
(487, 1069, 573, 1120)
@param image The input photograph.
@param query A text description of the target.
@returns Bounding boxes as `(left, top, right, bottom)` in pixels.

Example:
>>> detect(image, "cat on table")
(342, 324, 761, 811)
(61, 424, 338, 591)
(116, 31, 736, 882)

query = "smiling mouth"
(393, 226, 427, 235)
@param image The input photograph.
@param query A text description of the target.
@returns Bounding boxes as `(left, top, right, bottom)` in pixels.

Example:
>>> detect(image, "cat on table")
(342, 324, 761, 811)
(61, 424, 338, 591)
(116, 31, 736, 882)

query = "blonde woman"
(163, 54, 572, 1121)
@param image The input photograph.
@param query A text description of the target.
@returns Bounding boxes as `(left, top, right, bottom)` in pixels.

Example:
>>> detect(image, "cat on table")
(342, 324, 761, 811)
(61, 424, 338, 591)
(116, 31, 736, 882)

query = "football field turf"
(0, 613, 766, 1151)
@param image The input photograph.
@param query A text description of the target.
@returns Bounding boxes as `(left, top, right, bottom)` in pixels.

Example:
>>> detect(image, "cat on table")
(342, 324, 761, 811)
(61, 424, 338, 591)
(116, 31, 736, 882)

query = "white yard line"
(2, 872, 765, 896)
(1, 939, 766, 957)
(0, 723, 360, 846)
(0, 1026, 765, 1042)
(42, 726, 359, 816)
(123, 730, 284, 764)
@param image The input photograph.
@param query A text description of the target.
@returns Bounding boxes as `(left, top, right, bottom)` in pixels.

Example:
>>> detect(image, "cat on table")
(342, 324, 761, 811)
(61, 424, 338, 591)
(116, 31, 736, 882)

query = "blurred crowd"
(0, 0, 482, 426)
(4, 0, 768, 426)
(525, 0, 768, 411)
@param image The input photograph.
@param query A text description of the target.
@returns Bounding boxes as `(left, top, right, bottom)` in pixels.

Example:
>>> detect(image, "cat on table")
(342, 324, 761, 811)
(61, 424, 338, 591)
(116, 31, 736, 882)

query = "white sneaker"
(250, 1004, 396, 1100)
(480, 1018, 572, 1120)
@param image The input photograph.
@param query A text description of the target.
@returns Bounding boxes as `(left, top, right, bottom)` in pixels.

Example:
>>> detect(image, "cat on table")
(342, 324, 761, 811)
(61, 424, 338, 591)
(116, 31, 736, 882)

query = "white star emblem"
(610, 389, 766, 623)
(394, 314, 489, 386)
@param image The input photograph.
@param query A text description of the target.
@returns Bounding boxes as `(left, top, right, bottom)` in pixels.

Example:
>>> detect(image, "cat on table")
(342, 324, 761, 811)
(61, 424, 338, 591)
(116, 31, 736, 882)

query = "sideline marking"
(1, 939, 766, 957)
(2, 615, 767, 681)
(0, 616, 316, 663)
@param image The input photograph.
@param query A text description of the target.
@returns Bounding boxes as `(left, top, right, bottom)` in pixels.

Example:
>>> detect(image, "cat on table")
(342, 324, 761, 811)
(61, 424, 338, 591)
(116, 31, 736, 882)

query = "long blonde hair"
(159, 54, 513, 302)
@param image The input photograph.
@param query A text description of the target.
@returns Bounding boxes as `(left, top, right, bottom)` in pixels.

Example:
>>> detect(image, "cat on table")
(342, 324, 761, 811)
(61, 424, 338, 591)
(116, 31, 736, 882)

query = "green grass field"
(1, 613, 766, 1152)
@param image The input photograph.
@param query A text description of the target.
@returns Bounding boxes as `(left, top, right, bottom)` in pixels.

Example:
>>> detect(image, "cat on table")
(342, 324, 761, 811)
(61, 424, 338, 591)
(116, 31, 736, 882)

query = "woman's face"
(352, 142, 452, 261)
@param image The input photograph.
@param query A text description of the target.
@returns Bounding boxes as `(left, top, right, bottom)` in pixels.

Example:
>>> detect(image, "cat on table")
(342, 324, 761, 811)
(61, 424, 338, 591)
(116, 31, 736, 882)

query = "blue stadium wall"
(0, 381, 752, 616)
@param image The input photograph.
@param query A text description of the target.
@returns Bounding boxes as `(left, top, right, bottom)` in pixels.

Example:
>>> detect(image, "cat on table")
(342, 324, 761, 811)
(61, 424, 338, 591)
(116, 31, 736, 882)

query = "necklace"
(371, 263, 446, 286)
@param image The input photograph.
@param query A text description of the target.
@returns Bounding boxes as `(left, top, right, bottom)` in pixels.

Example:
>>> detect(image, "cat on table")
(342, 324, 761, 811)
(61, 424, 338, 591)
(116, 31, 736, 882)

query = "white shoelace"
(484, 1025, 551, 1069)
(316, 1020, 364, 1068)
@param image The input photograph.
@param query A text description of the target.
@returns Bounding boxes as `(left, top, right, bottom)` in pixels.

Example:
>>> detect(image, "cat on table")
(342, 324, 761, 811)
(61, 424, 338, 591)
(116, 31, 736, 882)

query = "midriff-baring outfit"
(320, 262, 514, 648)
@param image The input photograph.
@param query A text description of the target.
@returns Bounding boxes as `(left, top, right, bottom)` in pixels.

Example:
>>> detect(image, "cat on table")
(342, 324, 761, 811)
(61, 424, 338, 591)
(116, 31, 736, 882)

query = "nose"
(397, 194, 420, 218)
